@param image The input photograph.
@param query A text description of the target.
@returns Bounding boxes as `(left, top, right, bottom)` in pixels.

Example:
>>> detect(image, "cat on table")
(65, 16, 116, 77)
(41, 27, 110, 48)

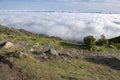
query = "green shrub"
(97, 35, 109, 47)
(84, 35, 96, 51)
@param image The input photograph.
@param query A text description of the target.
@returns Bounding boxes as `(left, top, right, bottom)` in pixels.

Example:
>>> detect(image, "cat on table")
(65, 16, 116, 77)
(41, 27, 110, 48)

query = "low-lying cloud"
(0, 12, 120, 42)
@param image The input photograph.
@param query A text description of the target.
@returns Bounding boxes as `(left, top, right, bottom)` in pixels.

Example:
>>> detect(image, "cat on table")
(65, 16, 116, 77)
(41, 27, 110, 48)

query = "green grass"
(0, 29, 81, 52)
(9, 55, 120, 80)
(60, 41, 80, 49)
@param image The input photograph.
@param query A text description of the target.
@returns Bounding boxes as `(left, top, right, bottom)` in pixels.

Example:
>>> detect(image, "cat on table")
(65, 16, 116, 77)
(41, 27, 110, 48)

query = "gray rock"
(0, 41, 15, 49)
(50, 49, 59, 56)
(14, 51, 27, 58)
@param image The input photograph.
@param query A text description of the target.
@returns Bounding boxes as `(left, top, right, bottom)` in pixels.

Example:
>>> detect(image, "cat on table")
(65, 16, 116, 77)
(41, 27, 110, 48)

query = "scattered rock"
(50, 49, 59, 56)
(32, 45, 60, 61)
(30, 48, 34, 52)
(14, 51, 27, 58)
(0, 55, 13, 68)
(41, 45, 51, 53)
(0, 41, 15, 49)
(33, 43, 39, 48)
(30, 43, 39, 52)
(41, 54, 48, 60)
(44, 48, 59, 56)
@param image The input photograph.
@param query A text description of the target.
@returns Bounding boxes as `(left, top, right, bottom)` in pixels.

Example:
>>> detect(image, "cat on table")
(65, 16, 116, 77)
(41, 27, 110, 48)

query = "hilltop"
(109, 36, 120, 43)
(0, 25, 120, 80)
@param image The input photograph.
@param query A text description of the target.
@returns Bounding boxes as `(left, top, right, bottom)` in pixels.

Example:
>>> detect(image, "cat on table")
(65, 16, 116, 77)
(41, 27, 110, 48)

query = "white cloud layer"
(0, 12, 120, 42)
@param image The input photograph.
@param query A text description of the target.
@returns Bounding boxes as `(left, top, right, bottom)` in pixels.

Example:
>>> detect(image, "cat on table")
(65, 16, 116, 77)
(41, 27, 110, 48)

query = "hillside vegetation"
(0, 25, 120, 80)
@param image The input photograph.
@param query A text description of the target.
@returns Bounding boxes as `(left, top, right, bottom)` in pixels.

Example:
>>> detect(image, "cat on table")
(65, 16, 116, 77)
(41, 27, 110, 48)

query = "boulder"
(41, 45, 51, 53)
(44, 48, 59, 56)
(30, 43, 39, 52)
(0, 41, 15, 49)
(50, 49, 59, 56)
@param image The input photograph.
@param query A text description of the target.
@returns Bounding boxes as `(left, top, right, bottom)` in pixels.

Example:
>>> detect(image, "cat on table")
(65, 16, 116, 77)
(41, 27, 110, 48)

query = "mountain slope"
(0, 25, 120, 80)
(109, 36, 120, 43)
(0, 25, 39, 37)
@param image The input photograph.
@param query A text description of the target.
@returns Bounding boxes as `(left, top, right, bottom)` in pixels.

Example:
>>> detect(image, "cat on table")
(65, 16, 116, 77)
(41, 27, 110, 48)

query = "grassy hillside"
(0, 25, 37, 37)
(0, 25, 120, 80)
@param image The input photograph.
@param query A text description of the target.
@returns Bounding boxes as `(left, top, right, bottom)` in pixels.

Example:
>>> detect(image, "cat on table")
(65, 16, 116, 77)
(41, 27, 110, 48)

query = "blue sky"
(0, 0, 120, 13)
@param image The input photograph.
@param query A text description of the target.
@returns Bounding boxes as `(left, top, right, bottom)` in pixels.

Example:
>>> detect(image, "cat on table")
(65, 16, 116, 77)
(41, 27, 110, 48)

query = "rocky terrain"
(0, 25, 120, 80)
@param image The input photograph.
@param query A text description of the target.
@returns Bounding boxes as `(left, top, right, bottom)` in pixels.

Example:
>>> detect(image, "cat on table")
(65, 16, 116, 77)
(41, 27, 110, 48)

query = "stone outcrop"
(30, 43, 39, 52)
(39, 45, 59, 56)
(0, 41, 15, 49)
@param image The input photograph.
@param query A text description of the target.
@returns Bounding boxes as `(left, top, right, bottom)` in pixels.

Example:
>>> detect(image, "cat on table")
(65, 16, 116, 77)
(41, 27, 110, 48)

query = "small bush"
(96, 35, 109, 47)
(84, 35, 96, 51)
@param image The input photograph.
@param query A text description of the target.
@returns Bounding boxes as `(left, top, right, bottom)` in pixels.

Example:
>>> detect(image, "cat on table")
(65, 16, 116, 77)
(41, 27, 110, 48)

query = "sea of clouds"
(0, 12, 120, 42)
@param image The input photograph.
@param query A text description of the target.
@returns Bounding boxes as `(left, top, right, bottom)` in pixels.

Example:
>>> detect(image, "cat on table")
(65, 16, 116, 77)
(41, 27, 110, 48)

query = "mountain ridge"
(109, 36, 120, 43)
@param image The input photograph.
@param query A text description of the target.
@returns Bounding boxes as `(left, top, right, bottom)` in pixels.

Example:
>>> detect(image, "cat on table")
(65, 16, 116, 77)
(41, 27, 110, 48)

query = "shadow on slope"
(85, 56, 120, 70)
(0, 55, 13, 68)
